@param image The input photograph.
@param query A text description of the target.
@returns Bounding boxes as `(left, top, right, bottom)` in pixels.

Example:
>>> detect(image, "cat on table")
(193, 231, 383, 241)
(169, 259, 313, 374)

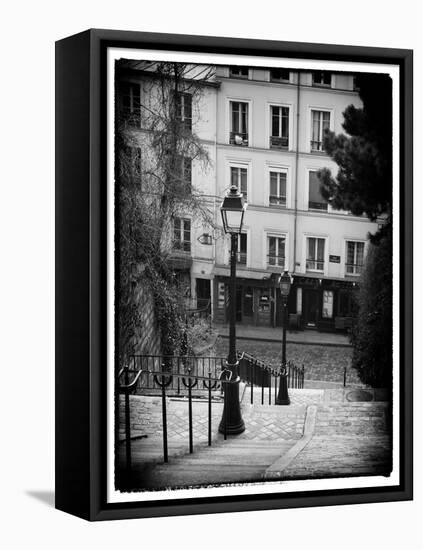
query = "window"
(322, 290, 334, 318)
(230, 66, 249, 78)
(173, 218, 191, 252)
(306, 237, 325, 271)
(308, 171, 327, 210)
(175, 92, 192, 131)
(346, 241, 364, 275)
(175, 155, 192, 193)
(296, 287, 302, 314)
(230, 101, 249, 145)
(270, 106, 289, 149)
(269, 171, 287, 206)
(236, 233, 247, 265)
(270, 69, 290, 82)
(258, 289, 271, 312)
(217, 282, 226, 309)
(120, 83, 141, 126)
(311, 110, 330, 152)
(267, 236, 286, 267)
(230, 166, 248, 200)
(312, 71, 332, 87)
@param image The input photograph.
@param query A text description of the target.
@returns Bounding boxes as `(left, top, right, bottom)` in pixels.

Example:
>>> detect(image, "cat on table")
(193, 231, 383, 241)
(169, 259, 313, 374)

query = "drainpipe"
(211, 86, 218, 322)
(293, 71, 300, 275)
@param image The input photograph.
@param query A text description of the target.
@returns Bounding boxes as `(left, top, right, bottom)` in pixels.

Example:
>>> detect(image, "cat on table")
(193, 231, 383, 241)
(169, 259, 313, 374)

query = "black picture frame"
(55, 28, 413, 521)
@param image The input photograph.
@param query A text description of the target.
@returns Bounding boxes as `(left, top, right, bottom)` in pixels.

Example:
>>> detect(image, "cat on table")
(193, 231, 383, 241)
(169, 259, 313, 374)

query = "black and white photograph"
(112, 54, 396, 496)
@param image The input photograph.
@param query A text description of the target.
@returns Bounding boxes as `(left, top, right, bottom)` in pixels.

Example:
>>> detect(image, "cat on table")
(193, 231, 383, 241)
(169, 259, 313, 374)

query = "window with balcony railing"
(120, 82, 141, 127)
(308, 171, 328, 211)
(306, 237, 325, 272)
(230, 101, 249, 146)
(230, 166, 248, 201)
(236, 233, 247, 265)
(173, 218, 191, 252)
(270, 105, 289, 149)
(269, 171, 287, 207)
(267, 236, 285, 267)
(175, 92, 192, 131)
(345, 241, 364, 275)
(311, 110, 330, 152)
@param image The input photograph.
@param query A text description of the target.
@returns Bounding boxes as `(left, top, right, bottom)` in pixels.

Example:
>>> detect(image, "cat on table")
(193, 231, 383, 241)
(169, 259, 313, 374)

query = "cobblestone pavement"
(216, 337, 360, 385)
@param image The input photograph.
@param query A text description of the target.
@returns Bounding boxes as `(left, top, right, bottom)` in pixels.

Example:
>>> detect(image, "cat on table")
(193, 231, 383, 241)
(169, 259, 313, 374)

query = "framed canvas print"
(55, 29, 413, 521)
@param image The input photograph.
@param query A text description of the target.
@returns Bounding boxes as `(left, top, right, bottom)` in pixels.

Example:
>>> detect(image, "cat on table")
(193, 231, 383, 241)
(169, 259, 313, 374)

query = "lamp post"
(276, 270, 292, 405)
(218, 185, 247, 435)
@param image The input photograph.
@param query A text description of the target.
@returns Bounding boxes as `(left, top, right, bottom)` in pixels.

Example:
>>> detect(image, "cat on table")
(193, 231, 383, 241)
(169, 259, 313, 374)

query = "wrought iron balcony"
(267, 254, 286, 267)
(308, 200, 328, 211)
(269, 135, 288, 149)
(269, 195, 287, 206)
(345, 263, 363, 275)
(306, 258, 324, 271)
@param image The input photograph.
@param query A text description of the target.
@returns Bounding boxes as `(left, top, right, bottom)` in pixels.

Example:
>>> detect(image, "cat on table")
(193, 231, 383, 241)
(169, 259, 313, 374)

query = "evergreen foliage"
(318, 73, 393, 387)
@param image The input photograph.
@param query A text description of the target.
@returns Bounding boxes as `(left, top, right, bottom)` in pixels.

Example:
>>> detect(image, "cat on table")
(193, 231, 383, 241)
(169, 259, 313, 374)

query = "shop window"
(217, 282, 226, 309)
(338, 290, 352, 317)
(296, 287, 302, 315)
(322, 290, 334, 318)
(258, 290, 271, 312)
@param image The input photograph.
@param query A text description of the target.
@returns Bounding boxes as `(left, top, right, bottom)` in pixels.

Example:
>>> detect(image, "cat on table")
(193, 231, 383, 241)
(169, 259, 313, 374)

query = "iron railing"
(269, 135, 289, 149)
(118, 353, 305, 476)
(237, 352, 305, 405)
(129, 355, 225, 394)
(118, 364, 237, 472)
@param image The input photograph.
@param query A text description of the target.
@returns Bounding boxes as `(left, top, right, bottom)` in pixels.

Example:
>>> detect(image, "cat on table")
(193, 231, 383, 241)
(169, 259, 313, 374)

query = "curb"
(263, 405, 317, 479)
(218, 334, 352, 348)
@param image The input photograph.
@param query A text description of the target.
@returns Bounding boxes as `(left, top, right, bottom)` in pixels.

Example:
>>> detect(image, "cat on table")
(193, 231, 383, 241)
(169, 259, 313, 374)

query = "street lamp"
(276, 270, 292, 405)
(218, 185, 247, 435)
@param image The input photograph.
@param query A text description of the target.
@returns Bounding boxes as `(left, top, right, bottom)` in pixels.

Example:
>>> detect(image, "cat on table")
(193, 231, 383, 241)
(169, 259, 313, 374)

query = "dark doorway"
(196, 278, 211, 312)
(242, 286, 254, 324)
(303, 289, 320, 327)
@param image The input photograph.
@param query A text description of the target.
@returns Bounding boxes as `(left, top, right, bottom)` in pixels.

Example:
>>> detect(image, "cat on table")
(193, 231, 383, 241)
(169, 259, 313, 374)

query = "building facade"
(117, 62, 378, 333)
(208, 66, 377, 332)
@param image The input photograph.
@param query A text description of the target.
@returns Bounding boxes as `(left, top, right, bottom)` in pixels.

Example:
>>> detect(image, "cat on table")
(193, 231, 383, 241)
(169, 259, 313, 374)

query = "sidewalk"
(216, 324, 351, 347)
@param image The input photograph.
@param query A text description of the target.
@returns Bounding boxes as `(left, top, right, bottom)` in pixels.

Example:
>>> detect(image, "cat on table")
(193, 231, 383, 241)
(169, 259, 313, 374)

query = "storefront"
(213, 274, 358, 333)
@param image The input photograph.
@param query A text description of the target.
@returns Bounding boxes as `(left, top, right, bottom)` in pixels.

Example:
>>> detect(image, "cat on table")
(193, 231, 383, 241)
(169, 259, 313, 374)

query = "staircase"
(118, 394, 313, 491)
(138, 437, 296, 489)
